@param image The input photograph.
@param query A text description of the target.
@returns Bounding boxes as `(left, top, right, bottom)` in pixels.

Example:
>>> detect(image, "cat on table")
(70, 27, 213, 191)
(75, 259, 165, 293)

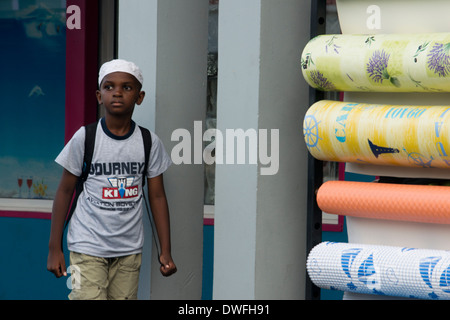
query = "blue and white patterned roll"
(307, 242, 450, 300)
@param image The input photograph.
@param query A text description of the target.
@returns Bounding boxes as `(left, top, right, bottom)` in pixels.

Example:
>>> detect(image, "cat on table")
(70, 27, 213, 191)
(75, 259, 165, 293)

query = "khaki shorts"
(68, 251, 142, 300)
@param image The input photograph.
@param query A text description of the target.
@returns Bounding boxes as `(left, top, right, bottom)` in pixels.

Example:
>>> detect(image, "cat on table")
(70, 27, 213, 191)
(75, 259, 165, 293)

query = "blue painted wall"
(0, 217, 213, 300)
(0, 217, 70, 300)
(202, 225, 214, 300)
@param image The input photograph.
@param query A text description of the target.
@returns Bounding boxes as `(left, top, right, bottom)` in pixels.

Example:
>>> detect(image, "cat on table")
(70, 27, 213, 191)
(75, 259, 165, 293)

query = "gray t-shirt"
(55, 119, 172, 257)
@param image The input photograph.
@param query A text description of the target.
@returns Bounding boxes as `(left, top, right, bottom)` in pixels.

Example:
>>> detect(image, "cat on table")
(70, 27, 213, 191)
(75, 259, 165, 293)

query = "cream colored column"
(213, 0, 312, 299)
(119, 0, 208, 299)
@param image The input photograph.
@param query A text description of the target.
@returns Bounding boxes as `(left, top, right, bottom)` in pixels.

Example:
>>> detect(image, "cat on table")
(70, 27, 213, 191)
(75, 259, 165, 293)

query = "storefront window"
(205, 0, 218, 207)
(0, 0, 66, 203)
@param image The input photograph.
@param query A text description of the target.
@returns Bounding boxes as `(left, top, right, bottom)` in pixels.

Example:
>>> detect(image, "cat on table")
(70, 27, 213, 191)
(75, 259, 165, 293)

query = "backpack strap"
(81, 122, 97, 182)
(139, 126, 152, 186)
(64, 122, 97, 230)
(139, 126, 161, 264)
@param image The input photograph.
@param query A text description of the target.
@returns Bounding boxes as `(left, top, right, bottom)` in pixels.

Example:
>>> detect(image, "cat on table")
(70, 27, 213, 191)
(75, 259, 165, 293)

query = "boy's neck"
(104, 115, 133, 137)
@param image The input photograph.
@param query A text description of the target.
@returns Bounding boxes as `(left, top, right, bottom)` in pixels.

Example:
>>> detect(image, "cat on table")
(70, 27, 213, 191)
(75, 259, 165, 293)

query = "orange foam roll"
(317, 180, 450, 225)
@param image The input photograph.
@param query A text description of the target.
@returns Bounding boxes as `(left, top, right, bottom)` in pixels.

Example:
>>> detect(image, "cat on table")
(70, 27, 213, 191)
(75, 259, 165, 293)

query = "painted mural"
(0, 1, 66, 201)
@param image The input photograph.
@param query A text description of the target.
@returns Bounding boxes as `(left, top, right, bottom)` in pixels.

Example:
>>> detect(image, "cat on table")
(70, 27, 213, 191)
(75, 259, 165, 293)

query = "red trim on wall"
(65, 0, 99, 143)
(322, 213, 344, 232)
(0, 212, 51, 220)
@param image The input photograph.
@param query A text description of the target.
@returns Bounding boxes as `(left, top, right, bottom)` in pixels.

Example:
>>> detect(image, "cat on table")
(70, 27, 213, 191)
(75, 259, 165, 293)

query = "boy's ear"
(136, 91, 145, 105)
(96, 90, 103, 105)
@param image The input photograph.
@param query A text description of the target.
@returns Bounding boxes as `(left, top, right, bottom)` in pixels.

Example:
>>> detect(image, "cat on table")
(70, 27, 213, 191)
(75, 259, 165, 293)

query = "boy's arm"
(47, 169, 78, 278)
(147, 174, 177, 277)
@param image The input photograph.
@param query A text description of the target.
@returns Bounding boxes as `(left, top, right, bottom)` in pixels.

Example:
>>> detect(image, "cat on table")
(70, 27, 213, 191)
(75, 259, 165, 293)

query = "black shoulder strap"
(139, 126, 161, 264)
(139, 126, 152, 187)
(63, 122, 97, 230)
(81, 122, 97, 181)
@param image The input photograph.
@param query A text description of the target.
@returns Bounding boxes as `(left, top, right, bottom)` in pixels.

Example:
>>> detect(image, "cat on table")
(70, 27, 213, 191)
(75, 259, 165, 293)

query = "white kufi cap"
(98, 59, 144, 86)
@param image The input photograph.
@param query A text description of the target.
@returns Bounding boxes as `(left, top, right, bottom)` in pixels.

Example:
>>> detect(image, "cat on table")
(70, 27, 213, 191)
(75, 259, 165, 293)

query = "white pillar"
(213, 0, 311, 299)
(118, 0, 208, 300)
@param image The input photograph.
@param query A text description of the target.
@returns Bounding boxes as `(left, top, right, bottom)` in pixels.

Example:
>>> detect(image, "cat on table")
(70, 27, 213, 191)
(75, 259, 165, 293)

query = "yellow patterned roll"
(303, 100, 450, 168)
(301, 33, 450, 92)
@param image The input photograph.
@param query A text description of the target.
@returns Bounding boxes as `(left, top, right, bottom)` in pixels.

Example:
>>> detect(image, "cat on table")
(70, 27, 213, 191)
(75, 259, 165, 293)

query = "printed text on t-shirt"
(89, 162, 146, 176)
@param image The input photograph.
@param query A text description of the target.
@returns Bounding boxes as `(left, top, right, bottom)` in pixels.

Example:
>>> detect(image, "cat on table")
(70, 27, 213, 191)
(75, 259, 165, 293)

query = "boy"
(47, 59, 176, 300)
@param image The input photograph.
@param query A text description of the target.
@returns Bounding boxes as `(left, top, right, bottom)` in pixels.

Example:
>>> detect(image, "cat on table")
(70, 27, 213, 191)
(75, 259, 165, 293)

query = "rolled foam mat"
(317, 181, 450, 225)
(307, 241, 450, 300)
(304, 100, 450, 168)
(301, 33, 450, 92)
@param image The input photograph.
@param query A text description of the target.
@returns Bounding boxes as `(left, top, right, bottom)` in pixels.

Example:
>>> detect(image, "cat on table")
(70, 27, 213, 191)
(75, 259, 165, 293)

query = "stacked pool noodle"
(303, 1, 450, 299)
(307, 242, 450, 300)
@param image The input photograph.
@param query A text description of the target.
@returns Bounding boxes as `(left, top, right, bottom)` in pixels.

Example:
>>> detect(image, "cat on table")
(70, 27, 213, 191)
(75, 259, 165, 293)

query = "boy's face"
(96, 72, 145, 117)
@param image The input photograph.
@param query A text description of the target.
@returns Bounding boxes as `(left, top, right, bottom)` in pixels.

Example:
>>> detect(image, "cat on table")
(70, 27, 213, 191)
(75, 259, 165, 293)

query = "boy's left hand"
(159, 254, 177, 277)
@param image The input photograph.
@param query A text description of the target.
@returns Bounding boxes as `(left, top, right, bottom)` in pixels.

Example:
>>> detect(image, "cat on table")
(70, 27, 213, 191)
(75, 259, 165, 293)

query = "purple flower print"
(427, 42, 450, 77)
(309, 70, 335, 91)
(367, 50, 389, 83)
(366, 50, 400, 87)
(325, 36, 341, 54)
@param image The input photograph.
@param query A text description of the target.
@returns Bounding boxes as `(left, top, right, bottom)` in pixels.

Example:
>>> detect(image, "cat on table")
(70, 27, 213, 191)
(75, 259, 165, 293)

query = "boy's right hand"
(47, 249, 67, 278)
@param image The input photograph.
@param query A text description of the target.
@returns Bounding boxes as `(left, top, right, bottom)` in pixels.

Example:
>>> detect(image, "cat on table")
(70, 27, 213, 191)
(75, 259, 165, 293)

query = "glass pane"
(204, 0, 218, 206)
(0, 0, 66, 200)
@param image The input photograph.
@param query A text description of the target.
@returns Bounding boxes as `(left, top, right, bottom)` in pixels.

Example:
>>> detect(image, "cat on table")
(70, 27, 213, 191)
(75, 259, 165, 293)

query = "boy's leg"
(107, 253, 142, 300)
(68, 252, 109, 300)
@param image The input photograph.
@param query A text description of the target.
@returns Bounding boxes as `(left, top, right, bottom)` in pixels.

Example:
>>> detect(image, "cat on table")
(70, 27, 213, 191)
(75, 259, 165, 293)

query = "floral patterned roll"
(301, 33, 450, 92)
